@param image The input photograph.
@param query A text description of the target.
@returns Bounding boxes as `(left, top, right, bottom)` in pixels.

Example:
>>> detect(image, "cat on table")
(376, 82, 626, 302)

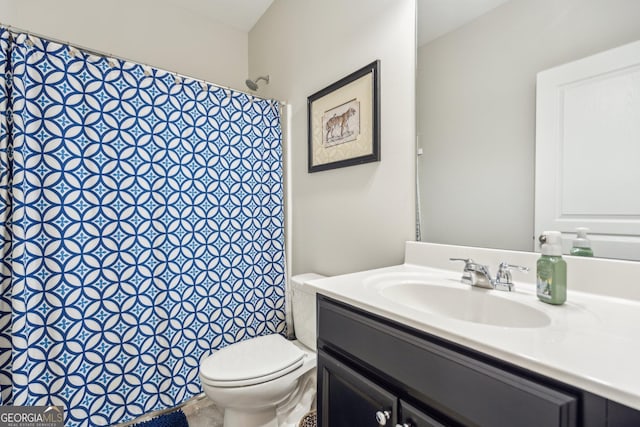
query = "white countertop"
(305, 258, 640, 410)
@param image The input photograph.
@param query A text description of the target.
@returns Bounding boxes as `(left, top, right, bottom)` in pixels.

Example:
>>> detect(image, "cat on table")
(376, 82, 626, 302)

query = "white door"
(535, 40, 640, 261)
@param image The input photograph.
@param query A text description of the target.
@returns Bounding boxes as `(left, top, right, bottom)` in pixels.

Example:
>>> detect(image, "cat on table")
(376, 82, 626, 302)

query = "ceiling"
(164, 0, 274, 32)
(417, 0, 512, 46)
(172, 0, 511, 44)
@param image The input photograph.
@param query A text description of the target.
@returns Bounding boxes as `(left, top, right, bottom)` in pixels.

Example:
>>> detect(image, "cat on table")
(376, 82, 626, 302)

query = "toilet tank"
(291, 273, 326, 351)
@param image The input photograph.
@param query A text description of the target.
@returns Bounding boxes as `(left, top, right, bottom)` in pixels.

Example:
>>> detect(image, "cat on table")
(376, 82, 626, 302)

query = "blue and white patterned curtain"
(0, 29, 286, 425)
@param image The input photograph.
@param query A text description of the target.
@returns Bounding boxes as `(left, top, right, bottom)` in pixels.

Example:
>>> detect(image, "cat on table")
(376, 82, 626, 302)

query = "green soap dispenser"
(570, 227, 594, 257)
(537, 231, 567, 305)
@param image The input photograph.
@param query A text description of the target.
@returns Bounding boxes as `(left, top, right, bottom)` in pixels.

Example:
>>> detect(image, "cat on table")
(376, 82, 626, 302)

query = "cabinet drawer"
(318, 296, 577, 427)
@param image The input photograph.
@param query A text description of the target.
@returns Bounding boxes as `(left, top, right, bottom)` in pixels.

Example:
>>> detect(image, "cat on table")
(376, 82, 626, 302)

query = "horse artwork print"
(322, 99, 360, 147)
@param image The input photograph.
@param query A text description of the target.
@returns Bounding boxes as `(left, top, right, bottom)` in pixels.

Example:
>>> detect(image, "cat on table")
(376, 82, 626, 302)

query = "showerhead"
(245, 75, 269, 91)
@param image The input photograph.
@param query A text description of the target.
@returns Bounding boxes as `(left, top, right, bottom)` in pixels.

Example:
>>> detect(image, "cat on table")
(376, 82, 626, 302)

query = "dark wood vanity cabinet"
(317, 295, 639, 427)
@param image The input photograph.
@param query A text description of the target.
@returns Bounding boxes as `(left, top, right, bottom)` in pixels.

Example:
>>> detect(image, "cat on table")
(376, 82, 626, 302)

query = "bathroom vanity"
(307, 242, 640, 427)
(317, 295, 638, 426)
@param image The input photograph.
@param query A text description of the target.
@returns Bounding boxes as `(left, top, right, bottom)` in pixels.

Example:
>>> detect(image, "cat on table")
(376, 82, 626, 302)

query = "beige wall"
(418, 0, 640, 252)
(250, 0, 417, 276)
(0, 0, 248, 89)
(1, 0, 417, 277)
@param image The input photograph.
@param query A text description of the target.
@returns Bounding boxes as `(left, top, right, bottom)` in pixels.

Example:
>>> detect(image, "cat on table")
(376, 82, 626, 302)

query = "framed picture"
(307, 60, 380, 173)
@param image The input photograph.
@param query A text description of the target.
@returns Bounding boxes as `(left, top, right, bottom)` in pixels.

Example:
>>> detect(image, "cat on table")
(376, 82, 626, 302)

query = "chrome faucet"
(449, 258, 528, 291)
(450, 258, 493, 288)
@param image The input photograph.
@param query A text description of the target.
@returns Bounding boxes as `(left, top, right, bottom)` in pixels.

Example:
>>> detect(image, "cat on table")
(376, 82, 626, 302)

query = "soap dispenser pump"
(570, 227, 593, 257)
(537, 231, 567, 305)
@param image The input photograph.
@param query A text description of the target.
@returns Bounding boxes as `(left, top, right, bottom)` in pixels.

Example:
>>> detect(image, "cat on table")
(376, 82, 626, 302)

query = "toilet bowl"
(199, 273, 324, 427)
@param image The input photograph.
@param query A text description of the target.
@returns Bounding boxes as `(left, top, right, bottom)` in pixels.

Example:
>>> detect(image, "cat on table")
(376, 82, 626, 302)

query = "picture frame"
(307, 60, 380, 173)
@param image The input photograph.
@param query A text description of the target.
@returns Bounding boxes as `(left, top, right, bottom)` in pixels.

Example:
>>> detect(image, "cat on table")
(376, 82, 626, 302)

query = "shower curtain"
(0, 28, 286, 426)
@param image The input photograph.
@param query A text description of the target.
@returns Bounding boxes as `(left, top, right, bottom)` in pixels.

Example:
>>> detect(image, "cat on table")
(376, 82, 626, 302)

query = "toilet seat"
(200, 334, 305, 388)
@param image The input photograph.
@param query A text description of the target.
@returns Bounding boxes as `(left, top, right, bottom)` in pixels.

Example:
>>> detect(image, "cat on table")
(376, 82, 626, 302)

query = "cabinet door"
(318, 350, 398, 427)
(399, 400, 447, 427)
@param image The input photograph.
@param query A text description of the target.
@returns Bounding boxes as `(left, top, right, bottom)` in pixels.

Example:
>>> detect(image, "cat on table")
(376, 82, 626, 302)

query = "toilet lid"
(200, 334, 305, 387)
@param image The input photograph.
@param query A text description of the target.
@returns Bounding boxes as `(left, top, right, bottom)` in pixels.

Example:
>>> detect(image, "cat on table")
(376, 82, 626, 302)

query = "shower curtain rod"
(0, 23, 286, 105)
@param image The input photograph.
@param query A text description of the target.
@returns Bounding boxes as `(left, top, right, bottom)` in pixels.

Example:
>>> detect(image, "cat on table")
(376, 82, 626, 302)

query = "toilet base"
(223, 407, 278, 427)
(200, 340, 317, 427)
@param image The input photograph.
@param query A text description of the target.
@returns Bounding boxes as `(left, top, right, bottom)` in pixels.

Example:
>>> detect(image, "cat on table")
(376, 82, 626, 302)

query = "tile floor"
(116, 395, 223, 427)
(182, 396, 224, 427)
(121, 387, 316, 426)
(181, 394, 317, 427)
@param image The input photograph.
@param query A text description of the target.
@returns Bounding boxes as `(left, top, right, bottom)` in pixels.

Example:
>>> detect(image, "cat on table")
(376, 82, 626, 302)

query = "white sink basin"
(367, 276, 551, 328)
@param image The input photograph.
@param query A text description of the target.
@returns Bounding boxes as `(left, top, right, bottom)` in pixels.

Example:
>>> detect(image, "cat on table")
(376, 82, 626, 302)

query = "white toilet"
(199, 273, 324, 427)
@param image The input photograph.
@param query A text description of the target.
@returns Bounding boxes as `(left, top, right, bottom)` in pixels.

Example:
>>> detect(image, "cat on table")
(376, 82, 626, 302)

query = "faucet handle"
(495, 262, 529, 291)
(498, 262, 529, 274)
(449, 257, 473, 268)
(449, 258, 476, 286)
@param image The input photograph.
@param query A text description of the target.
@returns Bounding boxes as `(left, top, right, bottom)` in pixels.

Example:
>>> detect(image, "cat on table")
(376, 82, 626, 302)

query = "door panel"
(318, 349, 398, 427)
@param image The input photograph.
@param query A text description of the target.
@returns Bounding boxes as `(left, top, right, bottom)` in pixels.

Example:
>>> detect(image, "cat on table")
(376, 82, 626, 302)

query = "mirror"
(416, 0, 640, 260)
